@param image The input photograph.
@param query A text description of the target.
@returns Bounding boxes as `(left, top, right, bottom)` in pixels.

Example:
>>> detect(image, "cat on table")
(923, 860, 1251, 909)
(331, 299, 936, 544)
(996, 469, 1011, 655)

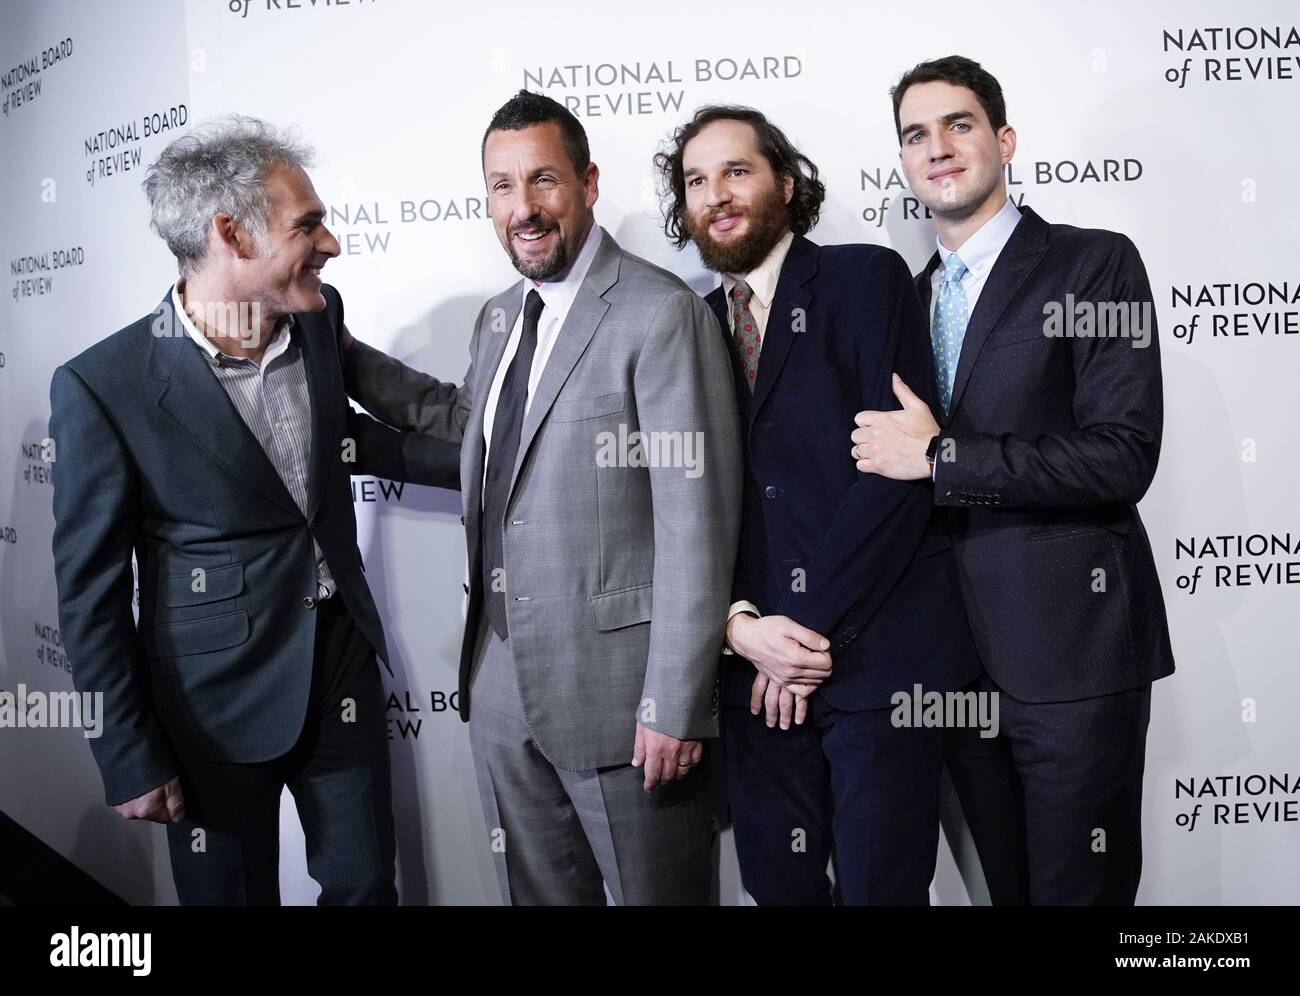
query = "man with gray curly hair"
(49, 114, 459, 905)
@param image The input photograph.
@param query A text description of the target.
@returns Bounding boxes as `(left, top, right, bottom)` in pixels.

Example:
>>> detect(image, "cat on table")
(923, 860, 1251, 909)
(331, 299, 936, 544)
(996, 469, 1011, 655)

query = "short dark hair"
(891, 55, 1008, 142)
(653, 105, 825, 249)
(481, 89, 591, 176)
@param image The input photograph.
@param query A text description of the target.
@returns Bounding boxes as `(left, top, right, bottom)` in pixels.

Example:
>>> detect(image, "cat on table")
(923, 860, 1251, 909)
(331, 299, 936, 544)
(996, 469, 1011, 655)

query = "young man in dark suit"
(851, 56, 1175, 904)
(50, 116, 458, 905)
(656, 106, 980, 904)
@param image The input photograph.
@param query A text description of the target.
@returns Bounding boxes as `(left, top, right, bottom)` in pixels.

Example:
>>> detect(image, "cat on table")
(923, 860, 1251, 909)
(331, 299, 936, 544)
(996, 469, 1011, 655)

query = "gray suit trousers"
(467, 622, 716, 905)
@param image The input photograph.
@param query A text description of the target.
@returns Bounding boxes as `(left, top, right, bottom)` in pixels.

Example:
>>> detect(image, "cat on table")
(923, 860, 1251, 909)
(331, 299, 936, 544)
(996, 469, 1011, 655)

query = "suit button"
(304, 596, 316, 609)
(764, 486, 778, 498)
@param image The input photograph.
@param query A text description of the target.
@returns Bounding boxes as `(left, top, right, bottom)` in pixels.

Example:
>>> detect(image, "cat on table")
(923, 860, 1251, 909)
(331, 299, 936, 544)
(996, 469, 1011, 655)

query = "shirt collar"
(525, 223, 603, 318)
(935, 197, 1022, 278)
(172, 280, 294, 366)
(721, 229, 795, 309)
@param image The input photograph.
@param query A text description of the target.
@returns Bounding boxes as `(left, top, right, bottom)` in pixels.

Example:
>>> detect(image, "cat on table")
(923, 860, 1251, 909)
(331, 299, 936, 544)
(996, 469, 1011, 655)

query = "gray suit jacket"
(344, 228, 742, 769)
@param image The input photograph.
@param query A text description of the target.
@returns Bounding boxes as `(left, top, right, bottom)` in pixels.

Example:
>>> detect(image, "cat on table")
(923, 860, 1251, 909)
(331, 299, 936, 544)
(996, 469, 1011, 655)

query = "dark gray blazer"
(50, 284, 458, 805)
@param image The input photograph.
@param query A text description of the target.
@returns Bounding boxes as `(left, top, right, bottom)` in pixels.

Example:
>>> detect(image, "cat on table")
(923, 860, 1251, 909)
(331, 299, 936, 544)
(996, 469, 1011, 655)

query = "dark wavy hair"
(891, 56, 1007, 142)
(653, 105, 825, 249)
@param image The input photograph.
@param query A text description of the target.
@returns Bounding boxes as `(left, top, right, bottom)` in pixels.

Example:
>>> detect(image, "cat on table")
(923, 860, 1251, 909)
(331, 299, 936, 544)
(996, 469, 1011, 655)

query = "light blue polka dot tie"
(932, 253, 969, 414)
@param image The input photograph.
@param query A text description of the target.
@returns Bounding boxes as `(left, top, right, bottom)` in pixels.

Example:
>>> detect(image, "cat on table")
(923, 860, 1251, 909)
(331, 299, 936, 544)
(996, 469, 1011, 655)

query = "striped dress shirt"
(171, 282, 335, 599)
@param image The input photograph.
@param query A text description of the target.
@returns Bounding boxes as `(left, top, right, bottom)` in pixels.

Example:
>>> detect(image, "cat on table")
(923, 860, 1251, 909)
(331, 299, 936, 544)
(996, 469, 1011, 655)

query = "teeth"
(517, 231, 548, 241)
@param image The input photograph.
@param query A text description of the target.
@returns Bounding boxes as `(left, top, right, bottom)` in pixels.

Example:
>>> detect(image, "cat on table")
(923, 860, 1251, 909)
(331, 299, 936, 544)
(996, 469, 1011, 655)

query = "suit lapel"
(946, 207, 1049, 417)
(463, 288, 522, 528)
(148, 292, 300, 515)
(294, 313, 334, 521)
(750, 236, 816, 419)
(506, 231, 619, 497)
(705, 286, 752, 424)
(916, 253, 947, 427)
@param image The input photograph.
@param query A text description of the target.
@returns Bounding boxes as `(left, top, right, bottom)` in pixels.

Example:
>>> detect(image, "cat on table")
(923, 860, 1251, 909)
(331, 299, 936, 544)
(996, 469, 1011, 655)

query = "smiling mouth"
(710, 214, 742, 232)
(929, 167, 965, 182)
(513, 228, 555, 244)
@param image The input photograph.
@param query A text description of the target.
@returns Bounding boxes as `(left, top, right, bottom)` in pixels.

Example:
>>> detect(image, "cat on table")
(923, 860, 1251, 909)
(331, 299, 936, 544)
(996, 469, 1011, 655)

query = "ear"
(781, 171, 795, 205)
(998, 124, 1017, 167)
(584, 161, 600, 210)
(210, 213, 258, 261)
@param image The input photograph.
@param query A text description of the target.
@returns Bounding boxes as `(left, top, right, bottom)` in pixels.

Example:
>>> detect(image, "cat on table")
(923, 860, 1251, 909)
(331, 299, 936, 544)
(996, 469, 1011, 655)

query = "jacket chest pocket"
(551, 391, 626, 422)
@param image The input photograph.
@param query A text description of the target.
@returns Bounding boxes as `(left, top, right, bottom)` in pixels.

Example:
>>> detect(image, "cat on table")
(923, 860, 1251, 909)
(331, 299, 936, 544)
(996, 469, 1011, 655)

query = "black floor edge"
(0, 809, 126, 906)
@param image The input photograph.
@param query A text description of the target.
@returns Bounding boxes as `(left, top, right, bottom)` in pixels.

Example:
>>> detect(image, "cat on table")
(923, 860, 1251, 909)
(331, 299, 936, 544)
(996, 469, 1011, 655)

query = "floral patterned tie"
(730, 279, 762, 391)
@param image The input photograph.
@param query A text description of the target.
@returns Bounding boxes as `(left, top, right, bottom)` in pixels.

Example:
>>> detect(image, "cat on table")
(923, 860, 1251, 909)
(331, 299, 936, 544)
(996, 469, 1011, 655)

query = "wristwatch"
(924, 434, 941, 474)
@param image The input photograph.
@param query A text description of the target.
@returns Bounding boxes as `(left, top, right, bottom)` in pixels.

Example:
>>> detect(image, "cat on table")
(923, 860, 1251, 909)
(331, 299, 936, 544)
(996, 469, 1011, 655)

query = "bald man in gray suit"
(343, 91, 741, 904)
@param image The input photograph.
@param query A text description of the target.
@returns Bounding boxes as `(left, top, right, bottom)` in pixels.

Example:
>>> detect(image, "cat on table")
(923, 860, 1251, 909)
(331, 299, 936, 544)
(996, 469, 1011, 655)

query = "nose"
(927, 129, 954, 162)
(511, 186, 543, 227)
(319, 224, 341, 259)
(705, 175, 730, 209)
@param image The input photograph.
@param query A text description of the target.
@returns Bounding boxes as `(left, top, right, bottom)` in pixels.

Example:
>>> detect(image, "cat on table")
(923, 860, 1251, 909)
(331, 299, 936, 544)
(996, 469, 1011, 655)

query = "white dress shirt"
(481, 223, 604, 480)
(929, 196, 1022, 327)
(720, 230, 795, 339)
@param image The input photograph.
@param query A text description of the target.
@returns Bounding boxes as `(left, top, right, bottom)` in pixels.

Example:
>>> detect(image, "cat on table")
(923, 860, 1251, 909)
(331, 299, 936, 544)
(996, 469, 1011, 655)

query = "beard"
(686, 185, 791, 275)
(505, 217, 570, 281)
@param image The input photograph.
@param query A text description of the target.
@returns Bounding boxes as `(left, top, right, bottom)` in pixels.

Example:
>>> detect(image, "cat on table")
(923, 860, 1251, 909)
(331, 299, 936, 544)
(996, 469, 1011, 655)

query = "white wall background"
(1, 0, 1296, 904)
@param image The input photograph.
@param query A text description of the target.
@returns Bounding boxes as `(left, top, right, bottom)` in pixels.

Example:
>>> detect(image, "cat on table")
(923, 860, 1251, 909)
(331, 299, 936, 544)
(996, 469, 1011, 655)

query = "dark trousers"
(945, 673, 1153, 906)
(165, 595, 397, 905)
(722, 697, 946, 906)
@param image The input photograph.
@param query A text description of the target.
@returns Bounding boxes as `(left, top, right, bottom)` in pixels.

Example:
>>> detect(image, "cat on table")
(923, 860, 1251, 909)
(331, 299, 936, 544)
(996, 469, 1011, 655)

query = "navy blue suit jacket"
(50, 284, 459, 805)
(708, 236, 980, 712)
(920, 206, 1175, 702)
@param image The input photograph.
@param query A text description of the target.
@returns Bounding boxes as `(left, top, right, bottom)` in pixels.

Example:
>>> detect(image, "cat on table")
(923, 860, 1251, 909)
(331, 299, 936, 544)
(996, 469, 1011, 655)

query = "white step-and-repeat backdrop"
(2, 0, 1296, 904)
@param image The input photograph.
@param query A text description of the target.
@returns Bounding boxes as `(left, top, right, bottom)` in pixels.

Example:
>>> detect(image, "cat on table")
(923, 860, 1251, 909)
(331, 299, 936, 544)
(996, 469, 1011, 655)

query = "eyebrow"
(683, 158, 755, 178)
(291, 208, 325, 226)
(900, 110, 974, 138)
(486, 165, 565, 182)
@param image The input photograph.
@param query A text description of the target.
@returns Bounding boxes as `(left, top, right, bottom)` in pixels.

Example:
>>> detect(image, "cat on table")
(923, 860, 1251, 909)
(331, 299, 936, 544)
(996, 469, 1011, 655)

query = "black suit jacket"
(919, 206, 1175, 702)
(709, 236, 980, 711)
(50, 284, 458, 804)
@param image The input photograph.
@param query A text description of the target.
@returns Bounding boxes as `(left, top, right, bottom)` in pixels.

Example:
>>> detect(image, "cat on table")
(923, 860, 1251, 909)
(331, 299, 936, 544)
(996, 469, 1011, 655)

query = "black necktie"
(482, 289, 545, 639)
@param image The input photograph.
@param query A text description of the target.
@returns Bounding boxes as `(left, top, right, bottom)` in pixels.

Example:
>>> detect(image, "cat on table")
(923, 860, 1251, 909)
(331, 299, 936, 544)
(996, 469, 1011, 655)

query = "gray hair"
(142, 114, 314, 273)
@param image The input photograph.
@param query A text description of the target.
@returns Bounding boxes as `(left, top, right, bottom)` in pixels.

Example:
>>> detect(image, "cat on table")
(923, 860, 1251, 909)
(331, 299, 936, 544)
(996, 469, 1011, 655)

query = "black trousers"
(722, 697, 946, 906)
(945, 673, 1153, 906)
(165, 595, 397, 905)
